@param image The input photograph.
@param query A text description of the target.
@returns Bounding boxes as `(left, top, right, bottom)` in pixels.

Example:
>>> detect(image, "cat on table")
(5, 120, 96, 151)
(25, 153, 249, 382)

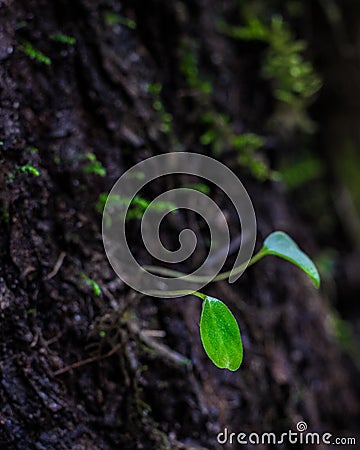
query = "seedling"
(146, 231, 320, 371)
(18, 41, 51, 65)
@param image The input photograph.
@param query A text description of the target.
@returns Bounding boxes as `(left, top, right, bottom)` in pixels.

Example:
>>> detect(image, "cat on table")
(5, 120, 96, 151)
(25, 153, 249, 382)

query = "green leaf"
(263, 231, 320, 287)
(199, 295, 243, 371)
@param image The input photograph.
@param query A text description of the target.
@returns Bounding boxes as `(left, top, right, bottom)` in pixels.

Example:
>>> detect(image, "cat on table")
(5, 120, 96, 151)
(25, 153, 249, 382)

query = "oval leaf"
(263, 231, 320, 287)
(199, 296, 243, 371)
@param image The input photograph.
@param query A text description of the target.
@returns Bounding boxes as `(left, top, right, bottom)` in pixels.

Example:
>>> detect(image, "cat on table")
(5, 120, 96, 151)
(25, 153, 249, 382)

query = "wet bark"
(0, 1, 359, 449)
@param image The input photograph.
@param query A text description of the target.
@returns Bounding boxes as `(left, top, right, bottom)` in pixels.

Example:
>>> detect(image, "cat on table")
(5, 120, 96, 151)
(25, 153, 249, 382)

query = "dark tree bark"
(0, 1, 359, 449)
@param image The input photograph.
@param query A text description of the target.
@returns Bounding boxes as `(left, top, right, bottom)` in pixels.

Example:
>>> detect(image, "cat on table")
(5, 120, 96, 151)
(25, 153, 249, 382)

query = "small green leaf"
(199, 295, 243, 371)
(263, 231, 320, 287)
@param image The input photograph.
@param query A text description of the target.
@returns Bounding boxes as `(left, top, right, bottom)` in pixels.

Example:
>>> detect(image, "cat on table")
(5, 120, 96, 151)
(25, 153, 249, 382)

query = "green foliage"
(82, 153, 106, 177)
(96, 193, 111, 214)
(147, 83, 162, 95)
(0, 208, 10, 224)
(262, 231, 320, 287)
(50, 33, 76, 45)
(200, 111, 275, 180)
(83, 275, 102, 296)
(146, 231, 320, 371)
(232, 133, 279, 181)
(146, 83, 173, 133)
(220, 16, 321, 108)
(232, 133, 264, 153)
(280, 155, 324, 189)
(331, 313, 360, 369)
(180, 45, 213, 95)
(178, 44, 274, 180)
(181, 183, 210, 195)
(286, 0, 304, 17)
(97, 192, 177, 223)
(20, 164, 40, 176)
(199, 112, 231, 155)
(8, 163, 40, 182)
(263, 17, 321, 105)
(103, 11, 136, 29)
(197, 293, 243, 371)
(27, 146, 39, 154)
(18, 41, 51, 65)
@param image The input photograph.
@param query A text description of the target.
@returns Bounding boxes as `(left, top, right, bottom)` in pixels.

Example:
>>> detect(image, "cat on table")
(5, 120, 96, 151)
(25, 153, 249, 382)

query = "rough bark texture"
(0, 1, 359, 449)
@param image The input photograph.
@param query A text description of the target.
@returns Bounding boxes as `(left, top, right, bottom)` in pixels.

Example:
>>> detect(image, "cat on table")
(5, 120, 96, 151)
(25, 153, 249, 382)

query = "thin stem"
(143, 247, 267, 284)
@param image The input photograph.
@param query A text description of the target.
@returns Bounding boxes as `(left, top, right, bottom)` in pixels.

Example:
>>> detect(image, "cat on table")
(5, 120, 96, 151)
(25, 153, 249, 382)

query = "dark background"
(0, 0, 359, 449)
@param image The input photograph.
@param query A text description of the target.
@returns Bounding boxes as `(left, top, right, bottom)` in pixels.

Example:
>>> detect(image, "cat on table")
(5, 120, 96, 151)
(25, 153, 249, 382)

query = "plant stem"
(143, 247, 267, 284)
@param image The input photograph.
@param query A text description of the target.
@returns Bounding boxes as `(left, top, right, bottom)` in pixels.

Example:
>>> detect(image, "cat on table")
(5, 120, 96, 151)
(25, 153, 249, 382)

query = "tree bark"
(0, 1, 359, 449)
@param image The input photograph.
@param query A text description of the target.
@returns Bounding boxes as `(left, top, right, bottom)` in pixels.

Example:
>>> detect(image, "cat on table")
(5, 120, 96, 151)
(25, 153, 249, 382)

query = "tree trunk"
(0, 1, 359, 449)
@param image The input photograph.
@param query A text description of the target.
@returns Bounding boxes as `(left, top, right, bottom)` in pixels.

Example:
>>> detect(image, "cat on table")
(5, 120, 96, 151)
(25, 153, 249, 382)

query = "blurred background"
(0, 0, 359, 449)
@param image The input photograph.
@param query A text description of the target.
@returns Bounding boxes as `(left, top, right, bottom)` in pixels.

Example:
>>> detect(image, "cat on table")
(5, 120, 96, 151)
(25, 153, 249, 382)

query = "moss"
(146, 83, 173, 134)
(50, 33, 76, 45)
(103, 11, 136, 29)
(82, 152, 106, 177)
(82, 274, 102, 296)
(18, 41, 51, 65)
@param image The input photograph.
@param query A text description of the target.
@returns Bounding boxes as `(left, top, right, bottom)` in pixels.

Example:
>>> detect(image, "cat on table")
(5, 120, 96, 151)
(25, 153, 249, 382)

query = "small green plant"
(82, 152, 106, 177)
(146, 231, 320, 371)
(18, 41, 51, 65)
(27, 146, 39, 154)
(82, 274, 102, 296)
(50, 33, 76, 45)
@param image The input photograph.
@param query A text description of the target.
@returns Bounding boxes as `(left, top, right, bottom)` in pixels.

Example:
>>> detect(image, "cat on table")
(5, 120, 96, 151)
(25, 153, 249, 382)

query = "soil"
(0, 1, 359, 449)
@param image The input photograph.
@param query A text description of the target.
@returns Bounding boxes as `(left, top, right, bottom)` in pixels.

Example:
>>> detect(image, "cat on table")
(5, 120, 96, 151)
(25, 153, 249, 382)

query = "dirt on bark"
(0, 1, 359, 449)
